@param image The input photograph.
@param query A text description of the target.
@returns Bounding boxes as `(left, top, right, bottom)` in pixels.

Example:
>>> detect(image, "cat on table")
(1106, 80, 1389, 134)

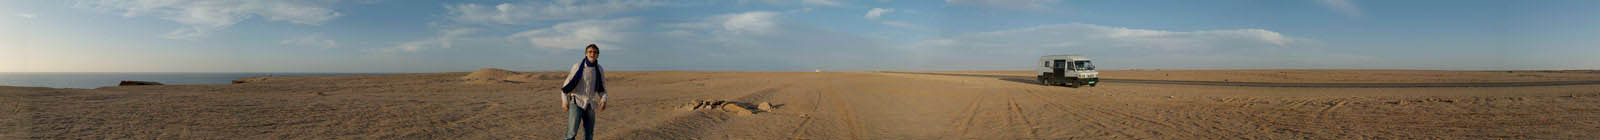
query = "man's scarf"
(561, 58, 605, 93)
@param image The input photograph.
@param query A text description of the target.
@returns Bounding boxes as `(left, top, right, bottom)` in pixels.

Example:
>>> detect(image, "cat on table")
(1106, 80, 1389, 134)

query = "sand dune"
(3, 69, 1599, 139)
(461, 68, 566, 84)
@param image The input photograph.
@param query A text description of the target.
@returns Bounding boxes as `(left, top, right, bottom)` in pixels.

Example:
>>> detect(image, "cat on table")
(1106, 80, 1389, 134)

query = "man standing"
(560, 44, 607, 140)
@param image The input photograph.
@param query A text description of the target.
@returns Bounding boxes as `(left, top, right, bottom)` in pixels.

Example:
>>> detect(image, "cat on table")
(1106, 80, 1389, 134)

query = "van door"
(1052, 59, 1066, 77)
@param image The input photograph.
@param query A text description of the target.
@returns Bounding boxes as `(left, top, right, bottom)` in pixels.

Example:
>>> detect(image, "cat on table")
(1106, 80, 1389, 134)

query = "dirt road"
(4, 71, 1598, 139)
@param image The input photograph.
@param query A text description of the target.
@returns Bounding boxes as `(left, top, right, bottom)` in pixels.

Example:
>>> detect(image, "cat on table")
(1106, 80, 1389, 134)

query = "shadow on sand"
(1000, 77, 1088, 88)
(999, 78, 1039, 85)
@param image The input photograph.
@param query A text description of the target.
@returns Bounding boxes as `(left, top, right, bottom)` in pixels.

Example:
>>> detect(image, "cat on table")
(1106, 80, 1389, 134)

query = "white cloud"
(649, 11, 893, 70)
(385, 28, 480, 52)
(734, 0, 782, 5)
(879, 20, 930, 30)
(15, 13, 35, 19)
(279, 33, 340, 49)
(665, 11, 899, 53)
(439, 28, 479, 49)
(803, 0, 843, 6)
(914, 23, 1303, 51)
(445, 0, 659, 25)
(719, 11, 780, 35)
(863, 8, 928, 31)
(734, 0, 841, 7)
(662, 11, 785, 47)
(1318, 0, 1362, 18)
(898, 23, 1346, 69)
(395, 40, 428, 52)
(509, 18, 638, 50)
(74, 0, 342, 40)
(864, 8, 893, 20)
(945, 0, 1061, 11)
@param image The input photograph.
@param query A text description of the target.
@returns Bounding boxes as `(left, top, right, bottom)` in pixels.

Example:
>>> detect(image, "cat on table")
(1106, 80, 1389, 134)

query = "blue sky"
(2, 0, 1597, 72)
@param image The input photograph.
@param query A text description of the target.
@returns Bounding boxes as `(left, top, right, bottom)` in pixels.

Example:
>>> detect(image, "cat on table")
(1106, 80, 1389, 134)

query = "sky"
(2, 0, 1597, 72)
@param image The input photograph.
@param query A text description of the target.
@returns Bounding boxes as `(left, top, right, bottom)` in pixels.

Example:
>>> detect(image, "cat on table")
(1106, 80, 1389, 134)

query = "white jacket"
(560, 61, 606, 109)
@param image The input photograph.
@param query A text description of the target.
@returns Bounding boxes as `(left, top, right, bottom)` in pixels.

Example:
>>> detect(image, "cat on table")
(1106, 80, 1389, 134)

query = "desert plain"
(3, 69, 1599, 139)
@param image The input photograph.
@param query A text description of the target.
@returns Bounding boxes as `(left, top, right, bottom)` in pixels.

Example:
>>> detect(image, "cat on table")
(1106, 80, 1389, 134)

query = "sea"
(0, 72, 379, 89)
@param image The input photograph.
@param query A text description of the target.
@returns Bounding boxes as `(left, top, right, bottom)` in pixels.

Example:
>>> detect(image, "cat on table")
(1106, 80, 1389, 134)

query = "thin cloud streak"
(73, 0, 343, 40)
(1318, 0, 1363, 18)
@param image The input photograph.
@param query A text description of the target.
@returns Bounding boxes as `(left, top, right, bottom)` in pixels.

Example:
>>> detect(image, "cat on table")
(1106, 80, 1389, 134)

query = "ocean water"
(0, 72, 372, 89)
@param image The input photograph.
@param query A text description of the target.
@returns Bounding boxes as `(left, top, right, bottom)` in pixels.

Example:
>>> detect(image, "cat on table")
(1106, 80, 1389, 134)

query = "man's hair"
(586, 44, 599, 51)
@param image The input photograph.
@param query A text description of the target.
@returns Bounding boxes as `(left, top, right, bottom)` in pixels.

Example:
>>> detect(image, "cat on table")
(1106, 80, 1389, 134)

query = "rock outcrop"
(680, 99, 771, 115)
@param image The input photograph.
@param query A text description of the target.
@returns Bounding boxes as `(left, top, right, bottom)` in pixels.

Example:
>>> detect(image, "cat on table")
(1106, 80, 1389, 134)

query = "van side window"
(1053, 60, 1066, 68)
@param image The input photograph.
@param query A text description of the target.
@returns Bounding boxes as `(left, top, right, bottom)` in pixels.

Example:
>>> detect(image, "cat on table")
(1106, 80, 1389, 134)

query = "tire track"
(393, 98, 501, 137)
(1061, 86, 1201, 138)
(444, 101, 500, 127)
(1019, 86, 1113, 138)
(1316, 99, 1350, 120)
(1019, 86, 1134, 138)
(1031, 85, 1254, 138)
(824, 88, 865, 140)
(1006, 96, 1039, 138)
(940, 95, 985, 139)
(790, 92, 821, 140)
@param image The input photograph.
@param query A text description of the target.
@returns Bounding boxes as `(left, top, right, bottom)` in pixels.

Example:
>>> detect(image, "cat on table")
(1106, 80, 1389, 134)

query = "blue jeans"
(565, 102, 596, 140)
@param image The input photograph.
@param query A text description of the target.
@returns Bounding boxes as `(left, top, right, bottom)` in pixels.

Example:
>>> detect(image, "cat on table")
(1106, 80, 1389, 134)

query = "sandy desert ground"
(4, 69, 1600, 139)
(957, 69, 1600, 83)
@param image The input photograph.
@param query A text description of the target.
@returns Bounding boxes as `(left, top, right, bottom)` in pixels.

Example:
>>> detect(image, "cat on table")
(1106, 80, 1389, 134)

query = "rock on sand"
(722, 104, 755, 115)
(758, 102, 775, 111)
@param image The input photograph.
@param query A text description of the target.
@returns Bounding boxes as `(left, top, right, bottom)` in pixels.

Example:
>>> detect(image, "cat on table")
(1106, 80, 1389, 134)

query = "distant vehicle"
(1037, 55, 1098, 87)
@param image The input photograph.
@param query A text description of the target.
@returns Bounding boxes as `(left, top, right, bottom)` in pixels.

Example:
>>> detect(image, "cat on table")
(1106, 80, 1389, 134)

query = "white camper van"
(1037, 55, 1099, 87)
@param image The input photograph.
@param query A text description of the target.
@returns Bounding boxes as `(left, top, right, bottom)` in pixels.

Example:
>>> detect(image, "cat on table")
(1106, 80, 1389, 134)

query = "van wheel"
(1038, 78, 1048, 85)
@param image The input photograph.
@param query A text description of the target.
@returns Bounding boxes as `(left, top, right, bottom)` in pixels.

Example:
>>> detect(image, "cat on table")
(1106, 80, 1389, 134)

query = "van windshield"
(1073, 61, 1094, 70)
